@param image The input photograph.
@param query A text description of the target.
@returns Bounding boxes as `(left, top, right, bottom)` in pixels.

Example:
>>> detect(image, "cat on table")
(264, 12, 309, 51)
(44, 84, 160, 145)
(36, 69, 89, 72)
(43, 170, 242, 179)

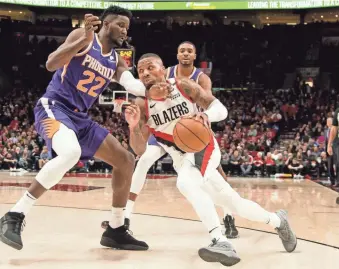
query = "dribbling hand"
(125, 104, 141, 129)
(182, 112, 210, 128)
(83, 14, 101, 43)
(148, 82, 172, 100)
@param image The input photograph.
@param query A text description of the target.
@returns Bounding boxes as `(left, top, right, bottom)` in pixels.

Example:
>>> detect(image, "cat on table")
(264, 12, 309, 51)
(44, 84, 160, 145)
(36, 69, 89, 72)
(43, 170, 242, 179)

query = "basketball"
(173, 117, 211, 153)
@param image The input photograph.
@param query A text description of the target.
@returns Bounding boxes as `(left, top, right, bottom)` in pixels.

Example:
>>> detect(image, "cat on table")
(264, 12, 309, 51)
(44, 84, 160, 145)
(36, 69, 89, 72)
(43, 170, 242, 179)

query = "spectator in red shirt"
(9, 117, 19, 130)
(265, 152, 276, 176)
(253, 152, 264, 176)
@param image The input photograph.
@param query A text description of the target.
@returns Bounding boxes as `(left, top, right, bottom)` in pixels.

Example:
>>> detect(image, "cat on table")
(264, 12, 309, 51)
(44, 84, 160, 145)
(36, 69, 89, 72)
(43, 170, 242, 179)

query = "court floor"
(0, 171, 338, 269)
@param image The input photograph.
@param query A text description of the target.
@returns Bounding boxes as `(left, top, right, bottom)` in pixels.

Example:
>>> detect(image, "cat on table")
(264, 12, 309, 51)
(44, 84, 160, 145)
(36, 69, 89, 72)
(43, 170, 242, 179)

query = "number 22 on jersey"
(76, 70, 106, 97)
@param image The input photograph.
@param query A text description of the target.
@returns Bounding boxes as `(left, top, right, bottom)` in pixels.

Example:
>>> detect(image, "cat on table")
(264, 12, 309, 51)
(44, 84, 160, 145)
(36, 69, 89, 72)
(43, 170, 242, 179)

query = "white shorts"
(159, 136, 221, 179)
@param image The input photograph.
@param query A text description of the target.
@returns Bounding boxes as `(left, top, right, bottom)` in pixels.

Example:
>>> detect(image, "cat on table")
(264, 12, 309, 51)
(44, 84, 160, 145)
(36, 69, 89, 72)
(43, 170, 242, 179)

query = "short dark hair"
(100, 5, 133, 21)
(139, 53, 162, 61)
(178, 41, 196, 50)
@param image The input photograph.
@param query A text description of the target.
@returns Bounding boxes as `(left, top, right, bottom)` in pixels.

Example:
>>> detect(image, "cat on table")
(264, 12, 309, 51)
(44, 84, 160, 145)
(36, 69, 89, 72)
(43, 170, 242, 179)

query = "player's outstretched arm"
(125, 98, 150, 155)
(198, 73, 212, 94)
(46, 14, 100, 72)
(115, 55, 146, 97)
(176, 78, 228, 122)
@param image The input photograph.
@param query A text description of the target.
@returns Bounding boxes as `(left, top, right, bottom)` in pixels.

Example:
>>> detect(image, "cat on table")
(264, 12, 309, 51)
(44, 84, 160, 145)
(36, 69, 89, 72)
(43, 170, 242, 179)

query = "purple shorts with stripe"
(34, 98, 109, 161)
(148, 134, 160, 146)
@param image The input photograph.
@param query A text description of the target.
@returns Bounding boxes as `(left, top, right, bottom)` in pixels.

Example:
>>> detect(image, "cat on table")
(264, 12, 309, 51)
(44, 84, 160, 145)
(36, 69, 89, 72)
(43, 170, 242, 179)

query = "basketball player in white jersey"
(102, 41, 238, 239)
(124, 53, 297, 266)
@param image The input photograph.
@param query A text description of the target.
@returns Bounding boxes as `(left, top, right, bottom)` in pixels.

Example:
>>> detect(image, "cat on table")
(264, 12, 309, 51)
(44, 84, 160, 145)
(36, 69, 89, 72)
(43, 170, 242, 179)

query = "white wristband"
(119, 70, 146, 97)
(203, 99, 228, 122)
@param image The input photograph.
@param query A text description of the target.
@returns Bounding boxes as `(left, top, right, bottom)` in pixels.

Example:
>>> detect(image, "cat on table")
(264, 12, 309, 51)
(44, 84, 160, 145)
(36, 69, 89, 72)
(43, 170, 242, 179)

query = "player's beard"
(180, 60, 193, 67)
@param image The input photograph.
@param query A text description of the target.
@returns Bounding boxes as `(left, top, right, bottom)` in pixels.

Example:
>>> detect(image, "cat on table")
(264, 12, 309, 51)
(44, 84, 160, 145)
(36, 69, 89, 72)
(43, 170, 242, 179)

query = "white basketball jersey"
(146, 78, 198, 138)
(145, 78, 198, 168)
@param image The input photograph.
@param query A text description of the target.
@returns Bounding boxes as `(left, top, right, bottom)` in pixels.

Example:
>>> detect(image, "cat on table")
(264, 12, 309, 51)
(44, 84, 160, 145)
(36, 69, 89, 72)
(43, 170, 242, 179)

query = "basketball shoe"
(275, 210, 297, 252)
(100, 224, 148, 250)
(224, 215, 239, 239)
(198, 239, 241, 266)
(0, 212, 25, 250)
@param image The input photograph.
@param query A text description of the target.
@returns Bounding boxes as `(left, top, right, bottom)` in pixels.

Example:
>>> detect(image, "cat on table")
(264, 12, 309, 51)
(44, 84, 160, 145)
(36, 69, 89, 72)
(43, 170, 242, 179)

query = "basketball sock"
(124, 200, 135, 219)
(10, 191, 36, 215)
(109, 207, 125, 229)
(209, 226, 229, 242)
(267, 213, 281, 228)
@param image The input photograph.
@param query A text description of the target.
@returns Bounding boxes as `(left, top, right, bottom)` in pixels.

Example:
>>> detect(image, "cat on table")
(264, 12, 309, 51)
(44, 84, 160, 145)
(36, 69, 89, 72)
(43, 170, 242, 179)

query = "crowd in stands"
(215, 82, 335, 181)
(0, 16, 338, 183)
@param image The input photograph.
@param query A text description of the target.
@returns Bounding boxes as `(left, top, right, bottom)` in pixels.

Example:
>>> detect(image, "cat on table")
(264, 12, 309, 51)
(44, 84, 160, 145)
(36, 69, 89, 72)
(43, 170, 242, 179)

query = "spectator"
(288, 158, 303, 178)
(4, 153, 17, 171)
(275, 153, 284, 173)
(265, 152, 276, 176)
(308, 159, 319, 180)
(252, 152, 264, 176)
(247, 125, 257, 137)
(240, 150, 253, 176)
(18, 147, 30, 170)
(220, 149, 230, 175)
(230, 150, 241, 176)
(39, 146, 50, 169)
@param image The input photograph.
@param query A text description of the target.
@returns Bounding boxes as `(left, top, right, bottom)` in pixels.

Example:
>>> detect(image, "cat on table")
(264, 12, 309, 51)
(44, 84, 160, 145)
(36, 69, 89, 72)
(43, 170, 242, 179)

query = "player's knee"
(114, 149, 135, 171)
(56, 142, 81, 168)
(65, 143, 82, 166)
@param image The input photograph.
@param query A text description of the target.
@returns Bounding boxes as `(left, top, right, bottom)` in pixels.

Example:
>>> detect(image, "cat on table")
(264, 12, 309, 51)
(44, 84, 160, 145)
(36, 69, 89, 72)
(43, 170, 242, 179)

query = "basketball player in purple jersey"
(0, 6, 148, 251)
(102, 41, 238, 239)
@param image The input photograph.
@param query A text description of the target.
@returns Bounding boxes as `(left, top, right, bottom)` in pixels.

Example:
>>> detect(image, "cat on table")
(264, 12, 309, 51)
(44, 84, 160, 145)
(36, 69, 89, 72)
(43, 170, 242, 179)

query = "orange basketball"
(173, 118, 211, 153)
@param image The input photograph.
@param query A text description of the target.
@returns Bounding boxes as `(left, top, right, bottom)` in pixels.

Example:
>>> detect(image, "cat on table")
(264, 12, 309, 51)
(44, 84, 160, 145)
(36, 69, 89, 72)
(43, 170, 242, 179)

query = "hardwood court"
(0, 172, 339, 269)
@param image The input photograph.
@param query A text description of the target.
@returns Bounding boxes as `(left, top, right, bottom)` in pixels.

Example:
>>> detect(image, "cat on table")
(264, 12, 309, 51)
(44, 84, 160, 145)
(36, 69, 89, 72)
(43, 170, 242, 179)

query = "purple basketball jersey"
(43, 34, 118, 113)
(166, 65, 203, 83)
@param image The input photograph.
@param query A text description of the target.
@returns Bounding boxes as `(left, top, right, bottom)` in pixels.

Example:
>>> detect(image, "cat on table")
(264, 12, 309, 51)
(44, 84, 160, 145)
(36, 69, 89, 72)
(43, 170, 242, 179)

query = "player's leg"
(334, 145, 339, 187)
(176, 160, 240, 266)
(101, 142, 166, 230)
(126, 137, 166, 220)
(92, 127, 148, 250)
(217, 164, 239, 239)
(0, 121, 81, 250)
(204, 169, 297, 253)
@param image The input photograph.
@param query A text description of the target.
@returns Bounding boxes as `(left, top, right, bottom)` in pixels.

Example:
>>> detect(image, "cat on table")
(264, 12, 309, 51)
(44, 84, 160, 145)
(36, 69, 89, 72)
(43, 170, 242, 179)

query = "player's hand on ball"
(83, 14, 101, 43)
(148, 82, 172, 100)
(125, 104, 140, 129)
(182, 113, 210, 128)
(195, 112, 210, 127)
(183, 112, 210, 128)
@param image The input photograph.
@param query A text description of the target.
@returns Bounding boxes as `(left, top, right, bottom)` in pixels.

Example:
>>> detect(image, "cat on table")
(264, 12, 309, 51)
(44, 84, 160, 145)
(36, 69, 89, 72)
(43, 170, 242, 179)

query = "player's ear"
(160, 64, 165, 74)
(103, 20, 110, 30)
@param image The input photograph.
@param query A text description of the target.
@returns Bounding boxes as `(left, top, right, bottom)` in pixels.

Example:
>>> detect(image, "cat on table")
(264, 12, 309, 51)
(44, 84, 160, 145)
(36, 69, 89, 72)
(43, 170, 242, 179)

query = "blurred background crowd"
(1, 6, 339, 188)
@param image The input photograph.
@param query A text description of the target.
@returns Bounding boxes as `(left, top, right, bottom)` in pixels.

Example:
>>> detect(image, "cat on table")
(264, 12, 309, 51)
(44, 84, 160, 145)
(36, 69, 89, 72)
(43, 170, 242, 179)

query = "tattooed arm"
(176, 77, 215, 110)
(125, 98, 150, 155)
(176, 78, 228, 123)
